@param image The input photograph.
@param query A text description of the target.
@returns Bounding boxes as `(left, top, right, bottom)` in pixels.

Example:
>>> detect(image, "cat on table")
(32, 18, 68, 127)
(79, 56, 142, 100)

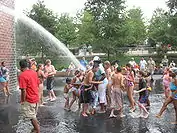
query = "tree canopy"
(17, 0, 177, 59)
(55, 14, 76, 47)
(28, 1, 58, 35)
(124, 8, 146, 45)
(167, 0, 177, 46)
(148, 8, 170, 45)
(85, 0, 127, 59)
(76, 11, 96, 46)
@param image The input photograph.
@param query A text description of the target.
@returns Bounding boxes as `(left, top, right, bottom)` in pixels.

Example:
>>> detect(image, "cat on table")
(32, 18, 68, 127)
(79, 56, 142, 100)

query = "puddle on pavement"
(0, 76, 177, 133)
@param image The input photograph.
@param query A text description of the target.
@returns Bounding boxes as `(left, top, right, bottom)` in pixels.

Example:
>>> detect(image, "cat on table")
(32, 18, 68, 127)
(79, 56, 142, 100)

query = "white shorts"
(64, 93, 69, 99)
(71, 87, 77, 92)
(98, 79, 108, 104)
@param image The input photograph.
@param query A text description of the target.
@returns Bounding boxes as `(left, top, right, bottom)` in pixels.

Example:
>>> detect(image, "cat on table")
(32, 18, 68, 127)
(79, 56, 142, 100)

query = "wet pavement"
(0, 76, 177, 133)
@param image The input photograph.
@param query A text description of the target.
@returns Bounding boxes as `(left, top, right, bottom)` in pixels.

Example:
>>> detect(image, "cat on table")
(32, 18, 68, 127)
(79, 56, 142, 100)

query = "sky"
(15, 0, 168, 19)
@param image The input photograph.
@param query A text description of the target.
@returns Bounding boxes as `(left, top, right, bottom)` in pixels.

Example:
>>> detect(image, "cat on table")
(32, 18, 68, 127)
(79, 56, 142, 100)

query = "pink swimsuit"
(126, 72, 134, 87)
(163, 75, 170, 87)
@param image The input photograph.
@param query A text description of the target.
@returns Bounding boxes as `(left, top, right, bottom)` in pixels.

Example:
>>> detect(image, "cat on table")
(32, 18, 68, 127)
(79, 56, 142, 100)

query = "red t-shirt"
(18, 69, 39, 103)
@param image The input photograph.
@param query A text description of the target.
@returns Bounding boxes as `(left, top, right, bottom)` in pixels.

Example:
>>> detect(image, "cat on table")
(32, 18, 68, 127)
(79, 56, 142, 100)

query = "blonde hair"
(104, 61, 110, 66)
(45, 59, 51, 65)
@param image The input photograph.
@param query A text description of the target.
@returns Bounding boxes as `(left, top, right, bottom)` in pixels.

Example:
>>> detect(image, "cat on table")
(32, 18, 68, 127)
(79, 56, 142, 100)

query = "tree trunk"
(107, 49, 110, 60)
(41, 46, 45, 64)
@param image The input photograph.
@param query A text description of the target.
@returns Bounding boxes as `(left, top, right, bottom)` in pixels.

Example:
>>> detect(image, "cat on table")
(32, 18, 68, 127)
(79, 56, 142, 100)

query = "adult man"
(129, 58, 137, 68)
(83, 44, 87, 56)
(93, 56, 108, 113)
(139, 57, 147, 71)
(87, 45, 93, 55)
(162, 55, 169, 68)
(80, 56, 88, 71)
(18, 59, 40, 133)
(147, 57, 156, 79)
(170, 61, 176, 68)
(80, 64, 102, 117)
(44, 59, 56, 101)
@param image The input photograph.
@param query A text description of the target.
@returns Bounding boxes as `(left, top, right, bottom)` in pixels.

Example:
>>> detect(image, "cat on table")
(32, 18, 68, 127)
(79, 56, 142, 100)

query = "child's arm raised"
(134, 88, 146, 94)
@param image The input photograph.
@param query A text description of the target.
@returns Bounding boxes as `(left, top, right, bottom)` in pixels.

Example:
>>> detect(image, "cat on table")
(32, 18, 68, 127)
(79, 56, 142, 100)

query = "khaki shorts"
(21, 102, 38, 120)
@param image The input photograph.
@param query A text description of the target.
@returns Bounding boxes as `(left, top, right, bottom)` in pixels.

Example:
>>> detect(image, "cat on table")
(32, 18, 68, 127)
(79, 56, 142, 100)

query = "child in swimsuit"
(104, 61, 112, 108)
(162, 68, 171, 99)
(145, 72, 152, 106)
(64, 78, 72, 110)
(68, 70, 83, 111)
(134, 71, 149, 118)
(126, 63, 136, 112)
(37, 64, 47, 105)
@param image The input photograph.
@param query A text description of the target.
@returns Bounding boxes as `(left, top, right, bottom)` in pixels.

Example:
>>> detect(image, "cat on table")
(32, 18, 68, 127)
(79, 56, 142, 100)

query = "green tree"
(85, 0, 126, 59)
(148, 8, 170, 46)
(28, 0, 58, 35)
(16, 19, 58, 62)
(124, 8, 146, 45)
(55, 14, 77, 47)
(16, 0, 59, 61)
(167, 0, 177, 12)
(76, 11, 96, 45)
(167, 0, 177, 46)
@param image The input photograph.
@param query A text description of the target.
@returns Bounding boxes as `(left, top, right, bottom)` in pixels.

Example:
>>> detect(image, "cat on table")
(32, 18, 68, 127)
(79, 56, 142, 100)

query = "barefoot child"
(109, 67, 125, 118)
(37, 64, 48, 106)
(68, 70, 83, 111)
(125, 63, 136, 112)
(162, 68, 171, 99)
(104, 61, 112, 108)
(134, 71, 149, 118)
(64, 78, 72, 110)
(145, 72, 153, 107)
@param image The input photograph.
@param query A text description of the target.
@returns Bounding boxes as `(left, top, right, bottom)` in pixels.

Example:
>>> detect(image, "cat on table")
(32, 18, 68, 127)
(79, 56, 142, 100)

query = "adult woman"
(156, 72, 177, 124)
(37, 64, 47, 105)
(125, 63, 136, 112)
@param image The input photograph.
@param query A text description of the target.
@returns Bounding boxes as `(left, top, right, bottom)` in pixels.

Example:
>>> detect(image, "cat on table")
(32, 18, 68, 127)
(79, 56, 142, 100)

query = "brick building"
(0, 0, 17, 90)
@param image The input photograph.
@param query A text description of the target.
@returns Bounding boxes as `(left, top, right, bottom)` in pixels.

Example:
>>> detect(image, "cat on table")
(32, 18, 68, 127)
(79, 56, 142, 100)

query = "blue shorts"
(172, 92, 177, 100)
(0, 77, 6, 83)
(139, 95, 148, 104)
(3, 77, 9, 81)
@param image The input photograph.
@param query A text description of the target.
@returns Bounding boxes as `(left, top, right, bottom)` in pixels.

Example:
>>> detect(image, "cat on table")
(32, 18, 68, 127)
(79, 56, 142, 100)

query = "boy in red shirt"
(18, 59, 40, 133)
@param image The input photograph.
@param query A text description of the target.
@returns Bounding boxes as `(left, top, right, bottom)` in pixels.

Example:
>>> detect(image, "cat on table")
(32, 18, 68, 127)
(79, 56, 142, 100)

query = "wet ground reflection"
(0, 76, 177, 133)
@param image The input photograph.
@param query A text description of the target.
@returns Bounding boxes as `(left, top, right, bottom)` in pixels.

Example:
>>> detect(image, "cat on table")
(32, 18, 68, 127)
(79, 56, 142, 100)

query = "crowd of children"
(62, 56, 156, 119)
(18, 56, 177, 125)
(12, 54, 177, 133)
(61, 56, 177, 124)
